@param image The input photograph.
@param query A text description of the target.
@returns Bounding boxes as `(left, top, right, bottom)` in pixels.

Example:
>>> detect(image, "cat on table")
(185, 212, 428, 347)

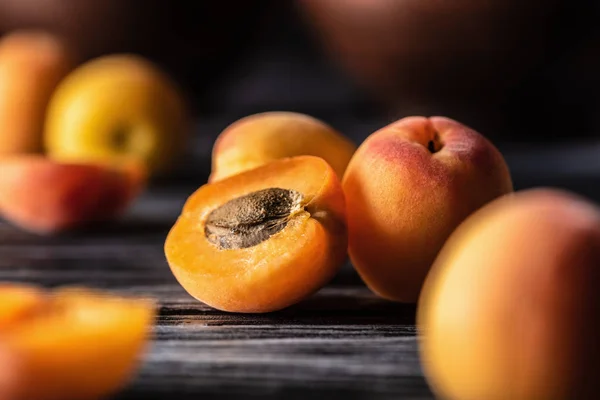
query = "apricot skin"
(0, 155, 146, 234)
(342, 116, 513, 302)
(0, 344, 19, 400)
(418, 189, 600, 400)
(209, 111, 357, 182)
(166, 155, 347, 313)
(0, 30, 75, 155)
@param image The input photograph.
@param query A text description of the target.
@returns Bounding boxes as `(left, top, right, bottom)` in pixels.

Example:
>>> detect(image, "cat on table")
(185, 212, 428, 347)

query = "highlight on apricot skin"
(0, 283, 156, 400)
(165, 155, 348, 313)
(0, 155, 146, 234)
(208, 111, 357, 183)
(342, 116, 513, 303)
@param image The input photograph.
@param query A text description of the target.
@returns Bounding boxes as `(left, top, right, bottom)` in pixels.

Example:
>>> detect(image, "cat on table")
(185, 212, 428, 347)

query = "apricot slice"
(165, 155, 347, 313)
(0, 155, 146, 233)
(0, 283, 155, 400)
(208, 111, 357, 182)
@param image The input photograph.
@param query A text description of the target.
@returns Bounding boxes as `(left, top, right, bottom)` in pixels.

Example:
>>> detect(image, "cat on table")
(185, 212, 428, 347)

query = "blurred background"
(1, 3, 598, 398)
(1, 0, 599, 196)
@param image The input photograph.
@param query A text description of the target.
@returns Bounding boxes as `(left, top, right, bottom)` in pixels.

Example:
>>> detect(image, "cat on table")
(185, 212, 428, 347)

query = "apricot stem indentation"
(427, 140, 436, 153)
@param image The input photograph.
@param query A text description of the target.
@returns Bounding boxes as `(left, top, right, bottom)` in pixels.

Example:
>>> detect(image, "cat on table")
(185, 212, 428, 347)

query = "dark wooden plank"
(116, 285, 430, 400)
(0, 207, 433, 400)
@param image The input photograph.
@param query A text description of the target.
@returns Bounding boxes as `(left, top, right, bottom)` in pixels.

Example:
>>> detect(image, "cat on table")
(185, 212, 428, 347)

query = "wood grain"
(0, 198, 434, 400)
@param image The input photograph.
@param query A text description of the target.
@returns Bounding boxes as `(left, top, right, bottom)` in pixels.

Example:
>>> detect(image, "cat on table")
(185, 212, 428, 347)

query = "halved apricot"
(165, 155, 347, 313)
(0, 283, 155, 400)
(0, 155, 146, 233)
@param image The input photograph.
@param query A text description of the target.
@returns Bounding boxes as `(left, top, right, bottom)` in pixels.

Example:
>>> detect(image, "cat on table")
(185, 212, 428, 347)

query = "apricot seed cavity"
(205, 188, 304, 250)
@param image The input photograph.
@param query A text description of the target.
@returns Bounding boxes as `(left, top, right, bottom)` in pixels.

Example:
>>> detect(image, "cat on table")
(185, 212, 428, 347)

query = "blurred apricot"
(418, 188, 600, 400)
(45, 54, 188, 175)
(209, 111, 356, 182)
(0, 155, 146, 234)
(0, 29, 75, 155)
(0, 283, 155, 400)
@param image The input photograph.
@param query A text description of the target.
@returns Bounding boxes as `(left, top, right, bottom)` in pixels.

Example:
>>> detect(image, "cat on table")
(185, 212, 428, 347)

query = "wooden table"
(2, 124, 599, 400)
(0, 186, 433, 400)
(1, 6, 598, 395)
(2, 137, 599, 399)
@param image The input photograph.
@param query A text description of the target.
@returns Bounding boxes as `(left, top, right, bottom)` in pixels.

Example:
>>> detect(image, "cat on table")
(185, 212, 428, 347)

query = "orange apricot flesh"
(208, 111, 357, 182)
(0, 155, 146, 234)
(0, 283, 155, 400)
(0, 284, 48, 327)
(165, 155, 347, 313)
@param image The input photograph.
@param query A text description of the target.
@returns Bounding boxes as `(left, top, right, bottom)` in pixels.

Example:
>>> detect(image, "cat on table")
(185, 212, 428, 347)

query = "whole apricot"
(44, 54, 188, 175)
(342, 116, 512, 302)
(165, 155, 347, 313)
(418, 188, 600, 400)
(0, 30, 75, 155)
(209, 111, 356, 182)
(0, 155, 146, 234)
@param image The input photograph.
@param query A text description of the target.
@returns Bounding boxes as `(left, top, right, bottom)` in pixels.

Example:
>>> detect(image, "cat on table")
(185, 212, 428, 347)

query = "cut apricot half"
(0, 283, 155, 400)
(164, 155, 348, 313)
(0, 155, 146, 233)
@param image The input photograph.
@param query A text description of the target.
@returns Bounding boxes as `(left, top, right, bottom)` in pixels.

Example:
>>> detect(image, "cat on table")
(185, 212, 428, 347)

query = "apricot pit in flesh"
(165, 155, 348, 313)
(205, 188, 304, 250)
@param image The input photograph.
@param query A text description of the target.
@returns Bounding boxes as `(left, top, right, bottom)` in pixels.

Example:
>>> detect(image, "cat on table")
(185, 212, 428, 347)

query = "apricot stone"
(209, 111, 356, 182)
(342, 116, 512, 302)
(165, 155, 347, 313)
(0, 30, 75, 155)
(0, 283, 155, 400)
(205, 188, 304, 250)
(418, 188, 600, 400)
(0, 155, 146, 234)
